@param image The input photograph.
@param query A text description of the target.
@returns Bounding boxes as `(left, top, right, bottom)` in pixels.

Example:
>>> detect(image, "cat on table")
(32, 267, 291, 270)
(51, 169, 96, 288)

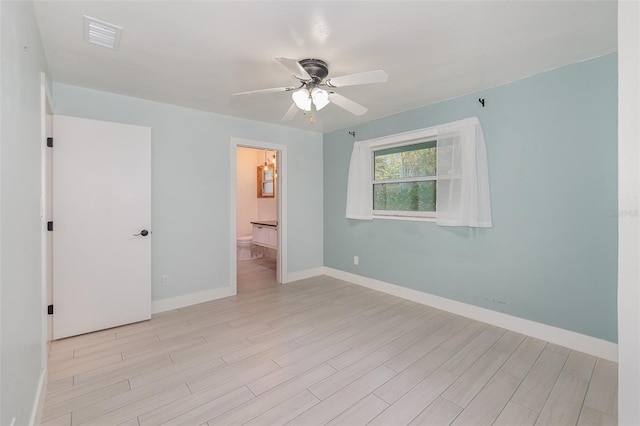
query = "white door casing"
(53, 115, 151, 339)
(230, 137, 288, 293)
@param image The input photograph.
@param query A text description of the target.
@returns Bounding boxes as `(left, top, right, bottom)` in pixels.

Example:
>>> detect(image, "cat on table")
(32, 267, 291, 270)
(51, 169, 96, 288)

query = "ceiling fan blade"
(276, 57, 312, 81)
(328, 93, 368, 116)
(281, 103, 298, 122)
(233, 86, 295, 96)
(325, 70, 388, 88)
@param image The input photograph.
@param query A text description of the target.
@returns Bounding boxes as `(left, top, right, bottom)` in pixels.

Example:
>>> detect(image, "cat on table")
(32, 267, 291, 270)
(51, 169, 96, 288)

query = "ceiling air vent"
(83, 15, 123, 50)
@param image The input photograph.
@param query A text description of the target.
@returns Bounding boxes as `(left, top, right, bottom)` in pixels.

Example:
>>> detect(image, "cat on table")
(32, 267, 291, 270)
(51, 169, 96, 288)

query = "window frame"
(369, 127, 439, 221)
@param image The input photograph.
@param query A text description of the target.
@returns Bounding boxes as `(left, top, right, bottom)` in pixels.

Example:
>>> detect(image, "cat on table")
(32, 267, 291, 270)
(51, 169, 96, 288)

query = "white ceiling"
(33, 1, 617, 133)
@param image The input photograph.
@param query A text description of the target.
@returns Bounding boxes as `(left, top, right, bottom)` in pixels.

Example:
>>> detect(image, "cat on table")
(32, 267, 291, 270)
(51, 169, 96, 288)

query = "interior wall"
(236, 147, 258, 238)
(323, 53, 618, 343)
(0, 1, 50, 424)
(236, 148, 278, 238)
(256, 150, 277, 221)
(52, 83, 324, 303)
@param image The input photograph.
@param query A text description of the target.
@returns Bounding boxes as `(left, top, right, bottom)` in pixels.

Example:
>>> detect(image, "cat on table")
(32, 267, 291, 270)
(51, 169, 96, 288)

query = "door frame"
(229, 137, 287, 293)
(40, 73, 53, 350)
(34, 72, 54, 426)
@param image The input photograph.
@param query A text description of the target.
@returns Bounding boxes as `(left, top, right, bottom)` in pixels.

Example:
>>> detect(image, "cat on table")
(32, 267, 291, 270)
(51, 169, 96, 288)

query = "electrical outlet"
(353, 256, 359, 266)
(162, 275, 169, 286)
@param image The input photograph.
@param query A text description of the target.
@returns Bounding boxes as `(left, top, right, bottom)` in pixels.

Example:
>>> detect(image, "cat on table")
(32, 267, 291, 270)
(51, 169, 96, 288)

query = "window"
(372, 140, 437, 218)
(346, 117, 492, 227)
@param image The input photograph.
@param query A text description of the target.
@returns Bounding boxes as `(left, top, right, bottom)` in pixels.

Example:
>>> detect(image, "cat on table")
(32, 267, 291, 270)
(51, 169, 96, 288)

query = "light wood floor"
(40, 275, 618, 426)
(237, 257, 278, 294)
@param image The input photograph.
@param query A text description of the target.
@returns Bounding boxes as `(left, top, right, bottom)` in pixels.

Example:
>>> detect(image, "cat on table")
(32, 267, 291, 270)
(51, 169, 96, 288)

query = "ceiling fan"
(233, 57, 388, 122)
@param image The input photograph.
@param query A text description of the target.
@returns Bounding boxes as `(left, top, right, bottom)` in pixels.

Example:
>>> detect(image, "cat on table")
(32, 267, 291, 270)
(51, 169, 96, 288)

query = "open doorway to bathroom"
(236, 146, 279, 293)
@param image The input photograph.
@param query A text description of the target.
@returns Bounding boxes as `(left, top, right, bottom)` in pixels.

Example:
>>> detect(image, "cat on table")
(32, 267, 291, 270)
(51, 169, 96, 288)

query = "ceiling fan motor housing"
(299, 58, 329, 82)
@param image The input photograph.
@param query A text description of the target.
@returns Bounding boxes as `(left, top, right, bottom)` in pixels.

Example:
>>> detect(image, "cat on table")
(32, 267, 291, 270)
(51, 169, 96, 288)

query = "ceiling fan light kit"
(311, 88, 330, 110)
(233, 57, 388, 123)
(292, 87, 330, 112)
(292, 89, 312, 111)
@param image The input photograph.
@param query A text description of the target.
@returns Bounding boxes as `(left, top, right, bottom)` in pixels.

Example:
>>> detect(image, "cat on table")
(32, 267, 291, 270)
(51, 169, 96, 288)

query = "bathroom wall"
(254, 150, 278, 259)
(256, 150, 277, 222)
(236, 147, 278, 238)
(236, 147, 258, 238)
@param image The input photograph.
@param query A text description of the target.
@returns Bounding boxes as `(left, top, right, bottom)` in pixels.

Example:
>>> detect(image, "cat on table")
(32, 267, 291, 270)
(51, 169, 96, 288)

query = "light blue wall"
(324, 54, 618, 342)
(0, 1, 50, 424)
(53, 83, 324, 301)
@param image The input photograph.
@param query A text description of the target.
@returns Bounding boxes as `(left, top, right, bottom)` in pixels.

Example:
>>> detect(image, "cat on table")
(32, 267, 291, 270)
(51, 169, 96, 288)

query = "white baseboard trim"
(152, 286, 235, 314)
(284, 267, 326, 283)
(29, 367, 47, 426)
(323, 267, 618, 362)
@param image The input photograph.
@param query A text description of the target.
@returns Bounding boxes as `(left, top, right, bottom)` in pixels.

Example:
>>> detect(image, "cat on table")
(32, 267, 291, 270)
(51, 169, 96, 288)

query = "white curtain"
(436, 117, 492, 227)
(345, 140, 373, 220)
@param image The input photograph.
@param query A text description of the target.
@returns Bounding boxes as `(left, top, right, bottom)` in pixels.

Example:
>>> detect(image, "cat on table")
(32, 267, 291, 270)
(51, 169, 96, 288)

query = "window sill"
(372, 214, 436, 223)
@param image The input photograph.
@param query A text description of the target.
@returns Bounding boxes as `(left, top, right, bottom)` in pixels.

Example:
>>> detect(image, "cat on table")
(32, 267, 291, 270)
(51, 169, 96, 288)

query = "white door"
(53, 115, 151, 339)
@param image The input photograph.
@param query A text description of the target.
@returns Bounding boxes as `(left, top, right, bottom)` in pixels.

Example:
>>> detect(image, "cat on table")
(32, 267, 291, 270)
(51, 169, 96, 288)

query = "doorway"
(236, 147, 278, 293)
(230, 138, 287, 294)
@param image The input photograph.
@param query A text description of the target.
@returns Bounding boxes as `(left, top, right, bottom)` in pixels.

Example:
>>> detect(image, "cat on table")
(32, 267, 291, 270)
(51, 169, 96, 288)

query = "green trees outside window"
(373, 141, 437, 212)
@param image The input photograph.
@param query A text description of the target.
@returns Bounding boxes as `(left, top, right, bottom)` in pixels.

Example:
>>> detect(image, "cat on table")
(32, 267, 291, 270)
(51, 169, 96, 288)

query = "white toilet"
(237, 236, 261, 261)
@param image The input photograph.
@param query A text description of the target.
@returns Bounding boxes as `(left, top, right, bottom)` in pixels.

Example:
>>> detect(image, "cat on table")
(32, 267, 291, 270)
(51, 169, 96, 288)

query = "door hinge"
(47, 221, 53, 231)
(47, 137, 53, 148)
(47, 305, 53, 315)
